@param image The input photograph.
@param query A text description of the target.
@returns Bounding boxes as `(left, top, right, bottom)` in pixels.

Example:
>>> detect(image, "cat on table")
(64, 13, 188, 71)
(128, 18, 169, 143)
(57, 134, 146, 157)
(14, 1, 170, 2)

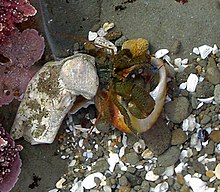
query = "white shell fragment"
(94, 37, 117, 54)
(10, 54, 99, 145)
(133, 139, 145, 154)
(186, 73, 198, 92)
(108, 152, 120, 172)
(103, 22, 115, 32)
(56, 178, 66, 189)
(88, 31, 98, 41)
(192, 47, 200, 55)
(154, 49, 169, 59)
(212, 44, 218, 54)
(214, 163, 220, 179)
(154, 181, 169, 192)
(198, 45, 212, 59)
(82, 172, 106, 189)
(182, 114, 196, 132)
(145, 171, 159, 181)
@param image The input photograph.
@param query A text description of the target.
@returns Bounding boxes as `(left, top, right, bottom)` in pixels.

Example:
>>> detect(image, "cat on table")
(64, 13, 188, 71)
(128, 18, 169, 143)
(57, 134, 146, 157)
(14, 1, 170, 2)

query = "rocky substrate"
(49, 24, 220, 192)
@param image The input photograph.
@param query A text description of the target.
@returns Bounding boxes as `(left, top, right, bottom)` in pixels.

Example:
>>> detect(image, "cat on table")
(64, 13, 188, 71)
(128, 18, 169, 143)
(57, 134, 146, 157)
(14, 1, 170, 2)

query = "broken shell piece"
(108, 152, 119, 172)
(11, 54, 99, 145)
(212, 44, 218, 54)
(154, 181, 169, 192)
(82, 172, 106, 189)
(186, 73, 198, 92)
(192, 47, 200, 55)
(88, 31, 98, 41)
(133, 139, 145, 154)
(197, 97, 214, 103)
(182, 114, 196, 132)
(145, 171, 159, 181)
(94, 36, 117, 54)
(56, 178, 66, 189)
(198, 45, 212, 59)
(154, 49, 169, 59)
(103, 22, 115, 32)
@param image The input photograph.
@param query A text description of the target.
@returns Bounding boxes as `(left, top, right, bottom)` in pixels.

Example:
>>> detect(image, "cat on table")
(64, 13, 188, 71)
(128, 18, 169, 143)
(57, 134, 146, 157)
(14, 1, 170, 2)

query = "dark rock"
(204, 140, 215, 155)
(165, 97, 191, 123)
(195, 81, 215, 98)
(92, 159, 109, 172)
(200, 114, 211, 125)
(192, 160, 206, 174)
(206, 57, 220, 85)
(142, 117, 171, 155)
(157, 146, 181, 167)
(171, 128, 187, 145)
(214, 84, 220, 104)
(124, 152, 139, 164)
(119, 175, 128, 186)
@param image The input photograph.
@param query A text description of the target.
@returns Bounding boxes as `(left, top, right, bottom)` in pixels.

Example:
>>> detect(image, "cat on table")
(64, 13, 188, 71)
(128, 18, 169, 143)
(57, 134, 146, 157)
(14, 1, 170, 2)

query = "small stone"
(206, 57, 220, 85)
(176, 174, 185, 185)
(214, 84, 220, 104)
(195, 81, 215, 98)
(206, 170, 215, 178)
(141, 180, 150, 191)
(157, 146, 180, 167)
(104, 31, 122, 41)
(142, 118, 171, 155)
(204, 140, 215, 154)
(214, 163, 220, 179)
(92, 159, 109, 172)
(122, 38, 149, 57)
(165, 97, 191, 124)
(200, 114, 211, 125)
(171, 129, 187, 145)
(124, 152, 139, 164)
(171, 40, 182, 55)
(115, 35, 128, 47)
(209, 130, 220, 143)
(180, 185, 190, 192)
(192, 160, 206, 174)
(119, 176, 128, 186)
(118, 186, 131, 192)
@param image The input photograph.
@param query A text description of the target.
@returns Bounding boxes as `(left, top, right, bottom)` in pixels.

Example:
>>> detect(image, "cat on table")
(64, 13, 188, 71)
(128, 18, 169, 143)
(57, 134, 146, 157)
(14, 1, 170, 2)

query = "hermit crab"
(85, 38, 167, 134)
(10, 36, 166, 144)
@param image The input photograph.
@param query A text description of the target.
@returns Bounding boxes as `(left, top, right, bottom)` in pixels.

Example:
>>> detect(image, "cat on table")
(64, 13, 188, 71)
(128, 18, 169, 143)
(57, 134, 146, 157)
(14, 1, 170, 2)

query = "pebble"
(206, 57, 220, 85)
(206, 170, 215, 178)
(142, 118, 171, 155)
(209, 130, 220, 143)
(92, 159, 109, 172)
(124, 152, 139, 164)
(141, 148, 154, 159)
(204, 140, 215, 154)
(165, 97, 191, 124)
(157, 146, 181, 167)
(176, 174, 185, 185)
(195, 81, 215, 98)
(118, 186, 131, 192)
(214, 84, 220, 104)
(119, 175, 128, 186)
(200, 114, 211, 125)
(171, 128, 187, 145)
(192, 160, 206, 174)
(122, 38, 149, 57)
(115, 35, 127, 47)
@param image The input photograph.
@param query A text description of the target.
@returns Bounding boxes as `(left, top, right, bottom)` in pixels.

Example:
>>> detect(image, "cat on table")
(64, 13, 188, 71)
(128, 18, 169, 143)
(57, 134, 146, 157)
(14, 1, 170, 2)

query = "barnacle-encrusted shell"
(10, 54, 99, 145)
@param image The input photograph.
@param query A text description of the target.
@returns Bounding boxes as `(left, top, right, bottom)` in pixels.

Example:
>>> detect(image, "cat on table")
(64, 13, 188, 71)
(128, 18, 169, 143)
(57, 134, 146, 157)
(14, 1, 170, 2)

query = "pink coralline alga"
(0, 29, 45, 106)
(0, 0, 37, 42)
(0, 126, 22, 192)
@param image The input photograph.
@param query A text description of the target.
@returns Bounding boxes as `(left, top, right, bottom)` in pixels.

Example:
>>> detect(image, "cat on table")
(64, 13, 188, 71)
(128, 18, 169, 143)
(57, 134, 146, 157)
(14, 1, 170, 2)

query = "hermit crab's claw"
(110, 57, 167, 134)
